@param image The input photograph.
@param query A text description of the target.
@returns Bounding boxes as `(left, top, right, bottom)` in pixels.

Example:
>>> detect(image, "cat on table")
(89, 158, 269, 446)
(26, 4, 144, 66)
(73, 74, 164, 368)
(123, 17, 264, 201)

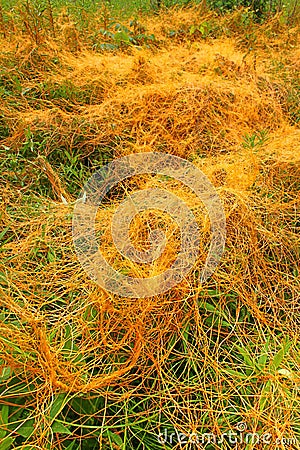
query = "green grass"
(1, 0, 299, 18)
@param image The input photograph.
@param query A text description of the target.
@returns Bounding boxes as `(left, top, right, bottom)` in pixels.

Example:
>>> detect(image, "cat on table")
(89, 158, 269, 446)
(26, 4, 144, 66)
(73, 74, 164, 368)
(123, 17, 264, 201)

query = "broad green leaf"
(0, 367, 11, 382)
(114, 31, 130, 44)
(51, 421, 72, 435)
(0, 406, 8, 425)
(0, 436, 14, 450)
(107, 430, 123, 446)
(257, 352, 268, 369)
(16, 419, 34, 438)
(50, 394, 68, 420)
(270, 338, 291, 371)
(0, 404, 9, 439)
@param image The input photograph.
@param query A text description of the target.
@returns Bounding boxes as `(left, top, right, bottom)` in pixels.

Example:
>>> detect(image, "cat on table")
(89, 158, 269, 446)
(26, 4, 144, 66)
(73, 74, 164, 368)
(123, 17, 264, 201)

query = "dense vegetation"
(0, 0, 299, 449)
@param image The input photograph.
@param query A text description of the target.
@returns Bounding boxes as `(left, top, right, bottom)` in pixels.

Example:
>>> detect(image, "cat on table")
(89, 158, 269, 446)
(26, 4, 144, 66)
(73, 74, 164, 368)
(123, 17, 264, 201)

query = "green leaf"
(16, 419, 34, 438)
(107, 430, 123, 446)
(270, 339, 291, 371)
(70, 397, 99, 415)
(0, 436, 14, 450)
(47, 249, 55, 262)
(0, 405, 9, 439)
(201, 302, 231, 327)
(189, 25, 196, 35)
(259, 380, 271, 411)
(64, 442, 76, 450)
(50, 394, 68, 420)
(257, 352, 268, 369)
(201, 301, 218, 313)
(99, 43, 117, 51)
(225, 368, 247, 379)
(235, 344, 256, 370)
(0, 226, 10, 242)
(114, 31, 130, 44)
(0, 367, 11, 382)
(61, 325, 83, 364)
(258, 337, 270, 369)
(0, 406, 8, 426)
(51, 421, 72, 435)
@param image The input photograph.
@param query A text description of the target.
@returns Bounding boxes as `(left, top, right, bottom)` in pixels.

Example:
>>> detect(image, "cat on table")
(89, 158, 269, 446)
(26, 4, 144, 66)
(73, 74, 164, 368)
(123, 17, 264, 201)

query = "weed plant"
(0, 1, 299, 449)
